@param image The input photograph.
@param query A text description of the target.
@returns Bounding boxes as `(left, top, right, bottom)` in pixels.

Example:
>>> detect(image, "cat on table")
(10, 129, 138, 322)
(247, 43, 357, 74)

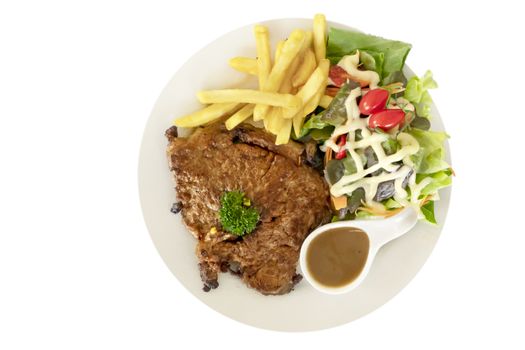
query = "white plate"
(138, 18, 451, 332)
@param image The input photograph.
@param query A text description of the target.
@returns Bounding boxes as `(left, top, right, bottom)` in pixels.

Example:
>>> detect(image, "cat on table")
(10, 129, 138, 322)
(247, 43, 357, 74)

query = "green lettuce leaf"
(327, 27, 412, 80)
(297, 113, 334, 140)
(359, 50, 384, 78)
(382, 70, 408, 86)
(417, 168, 453, 197)
(420, 200, 437, 224)
(321, 82, 352, 126)
(328, 50, 384, 74)
(384, 198, 403, 209)
(408, 128, 450, 174)
(404, 70, 438, 118)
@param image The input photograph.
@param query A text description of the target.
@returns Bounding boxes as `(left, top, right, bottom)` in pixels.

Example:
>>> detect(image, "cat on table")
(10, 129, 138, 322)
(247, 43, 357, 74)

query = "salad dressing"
(323, 87, 422, 205)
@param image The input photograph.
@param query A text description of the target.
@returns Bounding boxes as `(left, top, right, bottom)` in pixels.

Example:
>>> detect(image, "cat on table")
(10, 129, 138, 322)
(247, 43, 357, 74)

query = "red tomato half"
(368, 109, 406, 131)
(359, 89, 389, 115)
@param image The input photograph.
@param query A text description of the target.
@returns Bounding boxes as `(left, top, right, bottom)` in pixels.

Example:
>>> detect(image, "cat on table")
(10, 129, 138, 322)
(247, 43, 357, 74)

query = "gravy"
(306, 227, 369, 287)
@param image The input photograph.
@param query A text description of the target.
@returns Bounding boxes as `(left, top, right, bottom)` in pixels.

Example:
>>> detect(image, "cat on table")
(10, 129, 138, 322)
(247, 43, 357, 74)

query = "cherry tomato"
(368, 109, 406, 131)
(335, 134, 347, 159)
(359, 89, 389, 115)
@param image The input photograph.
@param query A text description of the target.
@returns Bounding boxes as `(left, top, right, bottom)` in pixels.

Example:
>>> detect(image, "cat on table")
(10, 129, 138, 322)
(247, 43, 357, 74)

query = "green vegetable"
(346, 188, 365, 214)
(327, 27, 412, 80)
(359, 50, 385, 78)
(410, 116, 431, 130)
(417, 168, 453, 197)
(382, 70, 407, 86)
(342, 156, 359, 174)
(309, 127, 334, 141)
(325, 159, 346, 185)
(382, 137, 400, 155)
(321, 82, 353, 126)
(404, 70, 438, 118)
(296, 113, 334, 140)
(384, 198, 403, 209)
(408, 128, 450, 174)
(328, 50, 384, 77)
(219, 191, 259, 236)
(420, 200, 437, 224)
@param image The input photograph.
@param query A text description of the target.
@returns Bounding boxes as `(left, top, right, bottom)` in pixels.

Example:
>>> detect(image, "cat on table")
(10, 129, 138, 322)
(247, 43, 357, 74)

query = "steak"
(166, 123, 331, 295)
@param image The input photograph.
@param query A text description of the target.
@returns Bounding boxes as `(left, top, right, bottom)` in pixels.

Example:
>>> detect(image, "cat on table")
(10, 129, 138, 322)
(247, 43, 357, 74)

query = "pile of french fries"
(174, 14, 334, 145)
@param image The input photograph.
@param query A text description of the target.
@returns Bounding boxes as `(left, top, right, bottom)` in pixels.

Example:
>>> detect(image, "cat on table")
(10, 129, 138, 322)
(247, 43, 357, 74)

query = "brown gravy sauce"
(306, 227, 369, 287)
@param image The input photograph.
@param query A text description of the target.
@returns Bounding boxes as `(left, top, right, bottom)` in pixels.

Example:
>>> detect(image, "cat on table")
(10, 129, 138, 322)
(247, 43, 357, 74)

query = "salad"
(298, 27, 452, 223)
(173, 14, 452, 224)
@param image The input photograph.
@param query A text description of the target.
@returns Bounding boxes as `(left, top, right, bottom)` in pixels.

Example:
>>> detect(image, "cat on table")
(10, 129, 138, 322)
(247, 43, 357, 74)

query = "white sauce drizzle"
(322, 87, 422, 205)
(337, 51, 380, 89)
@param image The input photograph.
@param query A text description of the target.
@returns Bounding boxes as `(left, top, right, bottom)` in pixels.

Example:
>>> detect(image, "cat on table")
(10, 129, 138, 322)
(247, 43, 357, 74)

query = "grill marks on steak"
(166, 124, 331, 295)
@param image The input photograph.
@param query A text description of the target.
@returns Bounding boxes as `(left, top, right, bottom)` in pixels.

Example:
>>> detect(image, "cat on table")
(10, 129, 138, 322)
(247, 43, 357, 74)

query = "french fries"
(313, 14, 327, 62)
(173, 15, 330, 146)
(197, 89, 301, 108)
(174, 103, 240, 127)
(228, 57, 258, 75)
(282, 59, 329, 119)
(293, 59, 330, 135)
(279, 54, 301, 95)
(319, 94, 333, 109)
(274, 40, 285, 62)
(253, 29, 306, 121)
(292, 48, 316, 88)
(225, 104, 255, 130)
(275, 118, 292, 145)
(254, 25, 271, 88)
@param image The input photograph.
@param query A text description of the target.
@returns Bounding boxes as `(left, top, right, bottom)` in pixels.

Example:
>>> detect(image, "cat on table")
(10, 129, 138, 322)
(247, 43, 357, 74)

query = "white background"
(1, 0, 524, 349)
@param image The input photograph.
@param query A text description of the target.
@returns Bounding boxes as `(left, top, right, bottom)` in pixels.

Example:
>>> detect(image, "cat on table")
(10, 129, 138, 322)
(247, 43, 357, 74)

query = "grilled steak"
(166, 123, 331, 295)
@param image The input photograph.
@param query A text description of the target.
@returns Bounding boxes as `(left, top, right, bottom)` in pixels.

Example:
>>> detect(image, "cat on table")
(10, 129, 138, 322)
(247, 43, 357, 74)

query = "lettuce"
(384, 198, 403, 209)
(359, 50, 384, 78)
(417, 169, 453, 197)
(329, 50, 385, 79)
(404, 70, 438, 118)
(327, 27, 411, 80)
(296, 113, 334, 140)
(420, 201, 437, 224)
(408, 128, 449, 174)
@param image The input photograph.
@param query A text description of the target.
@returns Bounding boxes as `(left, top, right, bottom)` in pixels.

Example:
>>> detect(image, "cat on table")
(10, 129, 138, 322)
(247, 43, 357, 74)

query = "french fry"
(274, 40, 285, 62)
(313, 14, 327, 63)
(282, 59, 329, 119)
(225, 104, 255, 130)
(254, 25, 271, 88)
(228, 57, 258, 75)
(266, 107, 282, 134)
(319, 94, 333, 109)
(197, 89, 301, 108)
(263, 106, 273, 130)
(292, 112, 304, 137)
(279, 54, 301, 94)
(280, 33, 311, 94)
(275, 118, 292, 145)
(302, 59, 330, 115)
(293, 59, 330, 135)
(270, 48, 305, 141)
(253, 29, 306, 121)
(174, 103, 240, 127)
(292, 48, 316, 88)
(304, 31, 313, 50)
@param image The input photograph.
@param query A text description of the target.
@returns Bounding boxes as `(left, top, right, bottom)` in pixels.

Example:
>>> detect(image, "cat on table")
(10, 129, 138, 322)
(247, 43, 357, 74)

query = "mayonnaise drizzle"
(337, 51, 380, 89)
(323, 87, 422, 205)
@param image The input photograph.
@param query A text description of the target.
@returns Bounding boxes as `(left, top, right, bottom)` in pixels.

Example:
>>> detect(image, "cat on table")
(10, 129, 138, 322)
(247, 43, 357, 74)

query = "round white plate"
(138, 18, 451, 332)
